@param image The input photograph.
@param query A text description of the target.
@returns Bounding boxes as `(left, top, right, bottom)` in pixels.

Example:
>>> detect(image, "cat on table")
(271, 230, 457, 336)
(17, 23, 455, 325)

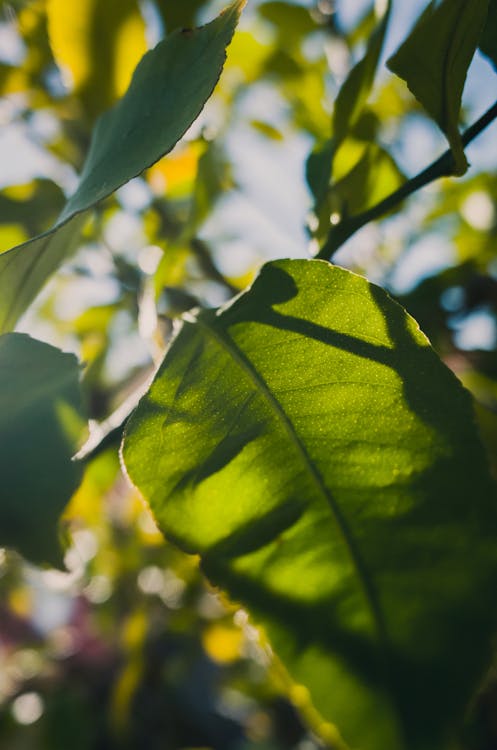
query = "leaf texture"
(123, 259, 497, 750)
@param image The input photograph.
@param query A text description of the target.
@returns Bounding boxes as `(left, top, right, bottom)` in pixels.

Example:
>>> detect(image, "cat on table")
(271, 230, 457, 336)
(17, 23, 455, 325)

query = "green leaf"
(479, 0, 497, 70)
(333, 1, 391, 148)
(258, 2, 316, 48)
(0, 0, 243, 333)
(328, 144, 405, 219)
(123, 259, 497, 750)
(387, 0, 489, 176)
(306, 3, 391, 210)
(0, 179, 65, 243)
(188, 140, 234, 234)
(47, 0, 147, 120)
(309, 142, 404, 243)
(155, 0, 209, 34)
(0, 334, 87, 567)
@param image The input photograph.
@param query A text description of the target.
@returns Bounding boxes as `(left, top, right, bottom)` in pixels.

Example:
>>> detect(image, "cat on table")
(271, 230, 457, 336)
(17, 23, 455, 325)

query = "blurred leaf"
(225, 29, 270, 83)
(155, 0, 208, 33)
(0, 224, 27, 252)
(311, 142, 404, 242)
(0, 179, 65, 250)
(306, 139, 335, 208)
(188, 140, 234, 233)
(333, 1, 391, 148)
(250, 120, 284, 140)
(124, 259, 497, 750)
(154, 244, 190, 295)
(47, 0, 147, 120)
(0, 333, 86, 566)
(258, 2, 316, 48)
(307, 2, 391, 209)
(0, 0, 244, 333)
(0, 212, 88, 332)
(479, 0, 497, 70)
(148, 142, 203, 198)
(387, 0, 488, 176)
(329, 143, 405, 219)
(0, 3, 53, 103)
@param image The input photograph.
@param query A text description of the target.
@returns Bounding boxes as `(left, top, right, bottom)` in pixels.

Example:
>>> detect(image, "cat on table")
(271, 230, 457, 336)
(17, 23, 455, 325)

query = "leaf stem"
(317, 98, 497, 260)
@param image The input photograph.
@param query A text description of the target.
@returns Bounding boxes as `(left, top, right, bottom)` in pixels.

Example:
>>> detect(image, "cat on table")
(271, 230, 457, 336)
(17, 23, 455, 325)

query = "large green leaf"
(123, 259, 497, 750)
(0, 0, 243, 333)
(0, 334, 87, 567)
(387, 0, 489, 176)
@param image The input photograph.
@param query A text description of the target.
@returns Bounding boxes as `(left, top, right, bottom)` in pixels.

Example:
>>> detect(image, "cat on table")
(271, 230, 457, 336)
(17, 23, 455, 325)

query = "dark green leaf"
(0, 334, 87, 567)
(480, 0, 497, 70)
(387, 0, 489, 176)
(306, 138, 335, 208)
(258, 2, 316, 48)
(155, 0, 208, 34)
(0, 0, 243, 333)
(123, 259, 497, 750)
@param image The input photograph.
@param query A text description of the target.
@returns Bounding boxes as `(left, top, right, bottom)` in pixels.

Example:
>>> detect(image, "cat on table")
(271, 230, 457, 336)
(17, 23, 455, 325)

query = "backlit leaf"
(333, 1, 391, 148)
(0, 0, 244, 333)
(307, 2, 391, 214)
(329, 144, 405, 220)
(123, 258, 497, 750)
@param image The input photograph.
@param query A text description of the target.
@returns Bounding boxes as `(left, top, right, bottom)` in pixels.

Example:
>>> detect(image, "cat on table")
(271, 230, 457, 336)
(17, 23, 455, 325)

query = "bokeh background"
(2, 1, 497, 747)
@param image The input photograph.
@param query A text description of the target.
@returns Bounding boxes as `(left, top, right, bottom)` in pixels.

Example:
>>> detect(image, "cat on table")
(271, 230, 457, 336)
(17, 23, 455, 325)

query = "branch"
(317, 99, 497, 260)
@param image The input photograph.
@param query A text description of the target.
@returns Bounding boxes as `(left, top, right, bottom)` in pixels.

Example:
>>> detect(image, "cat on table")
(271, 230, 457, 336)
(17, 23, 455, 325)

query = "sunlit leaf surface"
(124, 259, 497, 750)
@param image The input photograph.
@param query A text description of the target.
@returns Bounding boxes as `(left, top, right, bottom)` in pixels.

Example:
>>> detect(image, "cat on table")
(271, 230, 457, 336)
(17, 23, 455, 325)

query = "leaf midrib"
(194, 313, 391, 660)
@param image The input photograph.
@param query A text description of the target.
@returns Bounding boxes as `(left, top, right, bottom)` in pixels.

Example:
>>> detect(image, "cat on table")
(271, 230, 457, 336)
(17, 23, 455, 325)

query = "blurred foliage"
(2, 0, 497, 747)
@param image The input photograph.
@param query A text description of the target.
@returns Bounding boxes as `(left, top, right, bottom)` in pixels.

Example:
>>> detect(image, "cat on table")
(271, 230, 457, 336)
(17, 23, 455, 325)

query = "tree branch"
(317, 99, 497, 260)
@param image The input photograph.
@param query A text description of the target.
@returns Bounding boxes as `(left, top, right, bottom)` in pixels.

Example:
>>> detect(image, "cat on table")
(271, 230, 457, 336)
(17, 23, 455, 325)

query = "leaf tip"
(222, 0, 247, 20)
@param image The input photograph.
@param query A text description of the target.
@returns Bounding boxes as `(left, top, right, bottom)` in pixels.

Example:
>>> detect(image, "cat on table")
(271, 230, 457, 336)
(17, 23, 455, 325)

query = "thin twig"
(317, 99, 497, 260)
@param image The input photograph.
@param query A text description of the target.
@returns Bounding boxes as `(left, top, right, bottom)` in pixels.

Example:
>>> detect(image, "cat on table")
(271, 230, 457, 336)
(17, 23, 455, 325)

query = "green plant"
(3, 1, 497, 748)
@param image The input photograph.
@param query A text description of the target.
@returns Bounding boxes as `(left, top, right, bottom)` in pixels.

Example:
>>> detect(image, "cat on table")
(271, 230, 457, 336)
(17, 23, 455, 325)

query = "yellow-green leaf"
(123, 259, 497, 750)
(47, 0, 147, 119)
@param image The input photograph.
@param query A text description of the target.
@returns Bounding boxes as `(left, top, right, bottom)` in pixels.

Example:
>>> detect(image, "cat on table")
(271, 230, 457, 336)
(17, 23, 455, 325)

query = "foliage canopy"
(2, 1, 497, 749)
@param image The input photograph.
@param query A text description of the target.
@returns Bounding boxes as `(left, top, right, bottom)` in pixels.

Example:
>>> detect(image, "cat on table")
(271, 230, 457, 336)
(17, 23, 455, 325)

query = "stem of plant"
(317, 98, 497, 261)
